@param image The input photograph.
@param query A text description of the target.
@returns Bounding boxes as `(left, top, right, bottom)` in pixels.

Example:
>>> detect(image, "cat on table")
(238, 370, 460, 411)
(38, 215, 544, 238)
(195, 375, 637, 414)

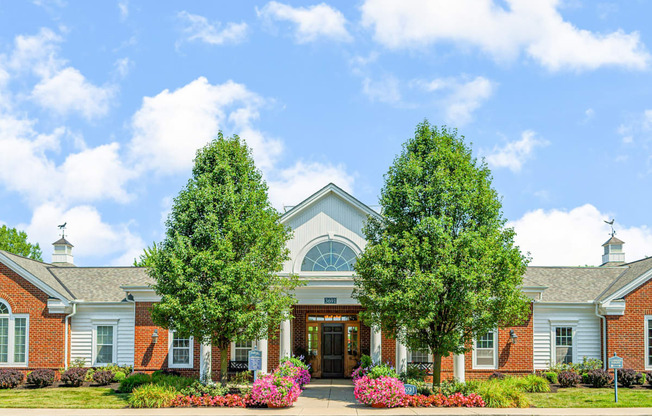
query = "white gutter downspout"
(64, 302, 78, 370)
(595, 303, 607, 370)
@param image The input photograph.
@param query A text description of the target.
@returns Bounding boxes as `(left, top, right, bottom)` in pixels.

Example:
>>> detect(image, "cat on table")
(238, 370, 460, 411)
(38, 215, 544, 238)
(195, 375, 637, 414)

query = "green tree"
(0, 225, 43, 261)
(353, 121, 530, 387)
(141, 133, 298, 384)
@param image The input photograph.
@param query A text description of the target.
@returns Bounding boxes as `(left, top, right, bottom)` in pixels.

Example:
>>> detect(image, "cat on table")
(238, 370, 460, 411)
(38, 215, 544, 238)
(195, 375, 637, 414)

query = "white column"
(199, 342, 212, 383)
(257, 338, 268, 374)
(280, 319, 291, 358)
(396, 340, 407, 374)
(370, 326, 382, 364)
(453, 353, 465, 382)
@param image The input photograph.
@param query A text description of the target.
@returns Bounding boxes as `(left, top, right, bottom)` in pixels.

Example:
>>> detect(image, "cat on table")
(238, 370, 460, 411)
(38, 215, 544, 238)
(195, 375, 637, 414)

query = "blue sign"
(404, 384, 417, 396)
(609, 356, 623, 369)
(324, 297, 337, 304)
(248, 349, 262, 372)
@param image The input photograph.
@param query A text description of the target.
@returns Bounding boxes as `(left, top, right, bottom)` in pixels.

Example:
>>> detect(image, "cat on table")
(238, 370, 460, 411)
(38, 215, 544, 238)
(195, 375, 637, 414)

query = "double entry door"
(307, 319, 360, 378)
(321, 324, 344, 378)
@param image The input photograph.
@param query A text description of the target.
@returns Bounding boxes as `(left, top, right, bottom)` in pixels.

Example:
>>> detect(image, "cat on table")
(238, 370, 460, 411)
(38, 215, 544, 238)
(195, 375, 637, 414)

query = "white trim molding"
(472, 329, 498, 370)
(0, 299, 29, 368)
(550, 321, 578, 365)
(645, 315, 652, 371)
(92, 323, 117, 365)
(168, 330, 194, 369)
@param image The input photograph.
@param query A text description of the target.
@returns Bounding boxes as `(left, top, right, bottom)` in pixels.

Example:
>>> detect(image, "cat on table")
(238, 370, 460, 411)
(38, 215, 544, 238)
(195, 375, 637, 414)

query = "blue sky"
(0, 0, 651, 267)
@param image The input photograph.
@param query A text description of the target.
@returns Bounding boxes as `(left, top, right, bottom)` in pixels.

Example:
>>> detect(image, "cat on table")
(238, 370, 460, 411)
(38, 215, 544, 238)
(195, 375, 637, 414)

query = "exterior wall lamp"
(509, 329, 518, 344)
(152, 328, 159, 344)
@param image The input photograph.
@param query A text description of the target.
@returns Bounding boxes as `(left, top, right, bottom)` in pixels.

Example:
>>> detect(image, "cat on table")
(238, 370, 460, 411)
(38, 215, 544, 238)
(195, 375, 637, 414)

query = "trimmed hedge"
(557, 371, 581, 388)
(92, 370, 115, 386)
(61, 368, 88, 387)
(0, 369, 24, 389)
(27, 369, 55, 388)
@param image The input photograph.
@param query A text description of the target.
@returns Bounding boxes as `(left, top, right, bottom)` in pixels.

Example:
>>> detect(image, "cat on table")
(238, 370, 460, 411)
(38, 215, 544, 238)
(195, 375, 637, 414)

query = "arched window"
(0, 300, 28, 366)
(301, 241, 357, 272)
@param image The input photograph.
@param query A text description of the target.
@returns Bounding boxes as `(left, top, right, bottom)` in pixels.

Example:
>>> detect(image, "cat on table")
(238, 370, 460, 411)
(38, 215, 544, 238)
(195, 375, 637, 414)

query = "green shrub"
(150, 373, 196, 391)
(367, 363, 398, 379)
(180, 380, 228, 397)
(573, 357, 602, 375)
(280, 356, 309, 370)
(26, 369, 55, 388)
(360, 354, 372, 369)
(113, 371, 126, 382)
(514, 375, 550, 393)
(399, 365, 428, 382)
(61, 368, 87, 387)
(542, 371, 558, 384)
(128, 383, 177, 408)
(119, 373, 151, 393)
(586, 369, 611, 388)
(466, 379, 530, 408)
(438, 379, 470, 396)
(92, 370, 114, 386)
(558, 371, 581, 387)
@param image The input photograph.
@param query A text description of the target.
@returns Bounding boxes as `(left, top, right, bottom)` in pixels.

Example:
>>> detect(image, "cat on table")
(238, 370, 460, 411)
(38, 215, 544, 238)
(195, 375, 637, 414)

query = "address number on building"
(324, 297, 337, 304)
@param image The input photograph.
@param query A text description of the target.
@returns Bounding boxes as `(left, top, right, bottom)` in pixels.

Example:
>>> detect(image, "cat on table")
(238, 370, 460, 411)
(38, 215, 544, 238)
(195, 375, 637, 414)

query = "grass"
(527, 388, 652, 408)
(0, 387, 129, 408)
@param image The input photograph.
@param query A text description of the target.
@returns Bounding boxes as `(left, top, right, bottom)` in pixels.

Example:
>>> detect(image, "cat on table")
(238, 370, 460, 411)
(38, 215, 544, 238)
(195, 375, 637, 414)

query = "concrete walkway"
(1, 379, 652, 415)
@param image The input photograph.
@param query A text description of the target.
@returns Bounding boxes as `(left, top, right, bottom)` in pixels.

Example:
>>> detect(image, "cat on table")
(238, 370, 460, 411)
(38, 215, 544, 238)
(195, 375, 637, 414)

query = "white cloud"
(20, 203, 145, 266)
(31, 67, 115, 119)
(416, 76, 494, 125)
(258, 1, 352, 43)
(114, 57, 132, 78)
(267, 161, 355, 209)
(362, 76, 402, 105)
(617, 109, 652, 144)
(118, 0, 129, 20)
(485, 130, 549, 172)
(509, 204, 652, 266)
(360, 0, 650, 71)
(178, 11, 248, 45)
(128, 77, 282, 174)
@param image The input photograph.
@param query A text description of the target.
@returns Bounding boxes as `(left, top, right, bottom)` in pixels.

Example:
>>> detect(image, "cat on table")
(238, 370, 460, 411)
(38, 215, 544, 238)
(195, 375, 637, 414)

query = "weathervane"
(604, 219, 616, 237)
(58, 222, 67, 239)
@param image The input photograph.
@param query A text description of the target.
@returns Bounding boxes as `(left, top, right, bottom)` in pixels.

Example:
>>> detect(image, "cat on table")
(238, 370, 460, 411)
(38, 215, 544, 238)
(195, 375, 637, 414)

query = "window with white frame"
(646, 316, 652, 369)
(554, 327, 573, 364)
(233, 340, 255, 362)
(169, 331, 193, 368)
(0, 300, 28, 367)
(409, 349, 431, 363)
(94, 325, 115, 365)
(473, 330, 497, 369)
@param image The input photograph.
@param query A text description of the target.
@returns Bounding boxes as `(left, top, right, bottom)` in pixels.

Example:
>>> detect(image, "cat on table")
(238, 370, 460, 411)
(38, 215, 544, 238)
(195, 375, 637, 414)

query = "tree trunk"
(220, 346, 229, 386)
(432, 353, 442, 390)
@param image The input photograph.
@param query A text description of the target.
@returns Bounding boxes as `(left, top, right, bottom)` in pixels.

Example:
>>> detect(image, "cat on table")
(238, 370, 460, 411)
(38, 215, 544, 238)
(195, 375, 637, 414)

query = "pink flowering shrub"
(250, 374, 301, 408)
(351, 366, 369, 381)
(354, 376, 406, 408)
(274, 361, 311, 388)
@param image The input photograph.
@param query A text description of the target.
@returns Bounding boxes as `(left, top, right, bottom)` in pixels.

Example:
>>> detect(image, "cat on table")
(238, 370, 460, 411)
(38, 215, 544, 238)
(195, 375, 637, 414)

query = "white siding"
(70, 304, 135, 366)
(533, 304, 601, 370)
(283, 192, 368, 274)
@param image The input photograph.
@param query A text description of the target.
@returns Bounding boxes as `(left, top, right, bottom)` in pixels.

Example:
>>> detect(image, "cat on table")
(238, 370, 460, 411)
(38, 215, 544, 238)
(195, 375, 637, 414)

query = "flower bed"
(171, 393, 249, 408)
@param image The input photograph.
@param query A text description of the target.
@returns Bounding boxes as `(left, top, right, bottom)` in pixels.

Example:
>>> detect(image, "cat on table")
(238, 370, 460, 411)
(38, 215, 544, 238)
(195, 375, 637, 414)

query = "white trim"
(645, 316, 652, 371)
(0, 252, 70, 304)
(407, 348, 432, 363)
(231, 340, 255, 361)
(168, 330, 194, 369)
(0, 300, 29, 368)
(602, 268, 652, 304)
(92, 324, 117, 365)
(472, 329, 498, 370)
(551, 324, 577, 365)
(292, 234, 362, 274)
(281, 183, 382, 224)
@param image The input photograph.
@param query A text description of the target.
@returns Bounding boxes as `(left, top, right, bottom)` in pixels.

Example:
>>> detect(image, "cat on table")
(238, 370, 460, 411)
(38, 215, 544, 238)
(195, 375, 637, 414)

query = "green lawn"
(0, 387, 129, 408)
(527, 388, 652, 408)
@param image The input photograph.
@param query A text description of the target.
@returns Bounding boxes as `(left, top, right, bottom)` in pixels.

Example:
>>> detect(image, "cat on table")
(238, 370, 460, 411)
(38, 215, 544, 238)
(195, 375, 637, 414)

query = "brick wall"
(606, 279, 652, 371)
(0, 263, 66, 371)
(381, 330, 396, 366)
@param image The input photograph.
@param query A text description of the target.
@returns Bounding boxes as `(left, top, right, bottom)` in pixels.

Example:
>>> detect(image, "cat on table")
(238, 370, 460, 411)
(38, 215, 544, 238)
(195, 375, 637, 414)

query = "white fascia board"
(47, 298, 69, 314)
(598, 299, 626, 316)
(533, 302, 597, 309)
(281, 183, 382, 224)
(120, 285, 160, 302)
(0, 252, 70, 305)
(601, 268, 652, 304)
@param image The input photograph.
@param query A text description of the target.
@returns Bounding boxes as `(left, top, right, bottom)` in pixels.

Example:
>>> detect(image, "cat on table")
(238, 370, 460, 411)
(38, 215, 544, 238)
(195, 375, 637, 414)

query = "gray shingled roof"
(524, 266, 626, 303)
(49, 267, 153, 302)
(0, 250, 74, 300)
(597, 256, 652, 301)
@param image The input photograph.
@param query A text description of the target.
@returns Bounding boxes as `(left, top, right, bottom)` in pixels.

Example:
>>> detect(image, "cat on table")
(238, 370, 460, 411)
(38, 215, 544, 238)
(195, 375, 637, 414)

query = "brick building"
(0, 183, 651, 380)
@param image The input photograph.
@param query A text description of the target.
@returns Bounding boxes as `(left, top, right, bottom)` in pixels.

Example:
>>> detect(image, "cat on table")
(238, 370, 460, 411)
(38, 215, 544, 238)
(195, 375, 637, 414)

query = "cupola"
(601, 235, 625, 266)
(52, 223, 74, 266)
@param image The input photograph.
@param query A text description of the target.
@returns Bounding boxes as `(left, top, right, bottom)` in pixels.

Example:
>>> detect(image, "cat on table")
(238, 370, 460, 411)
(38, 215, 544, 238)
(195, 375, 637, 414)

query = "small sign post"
(608, 353, 623, 403)
(404, 384, 417, 396)
(248, 347, 262, 382)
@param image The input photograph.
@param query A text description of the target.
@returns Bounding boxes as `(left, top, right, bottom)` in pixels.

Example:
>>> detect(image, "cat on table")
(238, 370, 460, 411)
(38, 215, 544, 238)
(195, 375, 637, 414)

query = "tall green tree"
(0, 225, 43, 261)
(354, 121, 530, 386)
(141, 133, 298, 384)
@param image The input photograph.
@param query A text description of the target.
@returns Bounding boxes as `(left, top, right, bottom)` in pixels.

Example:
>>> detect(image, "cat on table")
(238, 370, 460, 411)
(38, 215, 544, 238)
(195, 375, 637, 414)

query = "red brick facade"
(0, 263, 66, 371)
(605, 278, 652, 371)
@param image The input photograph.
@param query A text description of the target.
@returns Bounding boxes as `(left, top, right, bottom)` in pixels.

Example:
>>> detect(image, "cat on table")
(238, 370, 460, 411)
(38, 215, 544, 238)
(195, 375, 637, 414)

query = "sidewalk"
(0, 379, 651, 415)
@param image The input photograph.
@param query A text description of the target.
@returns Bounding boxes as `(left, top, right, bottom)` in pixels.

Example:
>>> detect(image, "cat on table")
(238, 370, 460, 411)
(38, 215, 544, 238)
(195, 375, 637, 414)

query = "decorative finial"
(57, 222, 67, 239)
(604, 219, 615, 237)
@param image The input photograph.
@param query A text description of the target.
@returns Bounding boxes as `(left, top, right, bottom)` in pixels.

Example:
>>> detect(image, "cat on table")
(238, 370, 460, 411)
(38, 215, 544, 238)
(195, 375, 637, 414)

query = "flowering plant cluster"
(351, 366, 369, 381)
(171, 393, 248, 408)
(354, 376, 406, 408)
(274, 360, 311, 388)
(250, 374, 301, 408)
(400, 392, 485, 408)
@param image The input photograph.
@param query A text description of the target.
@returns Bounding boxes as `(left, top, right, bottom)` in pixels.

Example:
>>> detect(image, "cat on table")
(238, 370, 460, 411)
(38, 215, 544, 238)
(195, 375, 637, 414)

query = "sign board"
(404, 384, 417, 396)
(324, 297, 337, 304)
(248, 350, 262, 372)
(609, 356, 623, 369)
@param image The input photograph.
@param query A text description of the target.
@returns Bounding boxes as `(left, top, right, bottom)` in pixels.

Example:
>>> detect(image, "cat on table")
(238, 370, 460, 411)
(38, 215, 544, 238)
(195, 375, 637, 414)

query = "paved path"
(1, 379, 652, 415)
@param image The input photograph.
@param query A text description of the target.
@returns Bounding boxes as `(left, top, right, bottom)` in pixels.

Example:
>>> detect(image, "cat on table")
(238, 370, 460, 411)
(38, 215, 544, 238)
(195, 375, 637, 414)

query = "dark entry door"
(322, 324, 344, 377)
